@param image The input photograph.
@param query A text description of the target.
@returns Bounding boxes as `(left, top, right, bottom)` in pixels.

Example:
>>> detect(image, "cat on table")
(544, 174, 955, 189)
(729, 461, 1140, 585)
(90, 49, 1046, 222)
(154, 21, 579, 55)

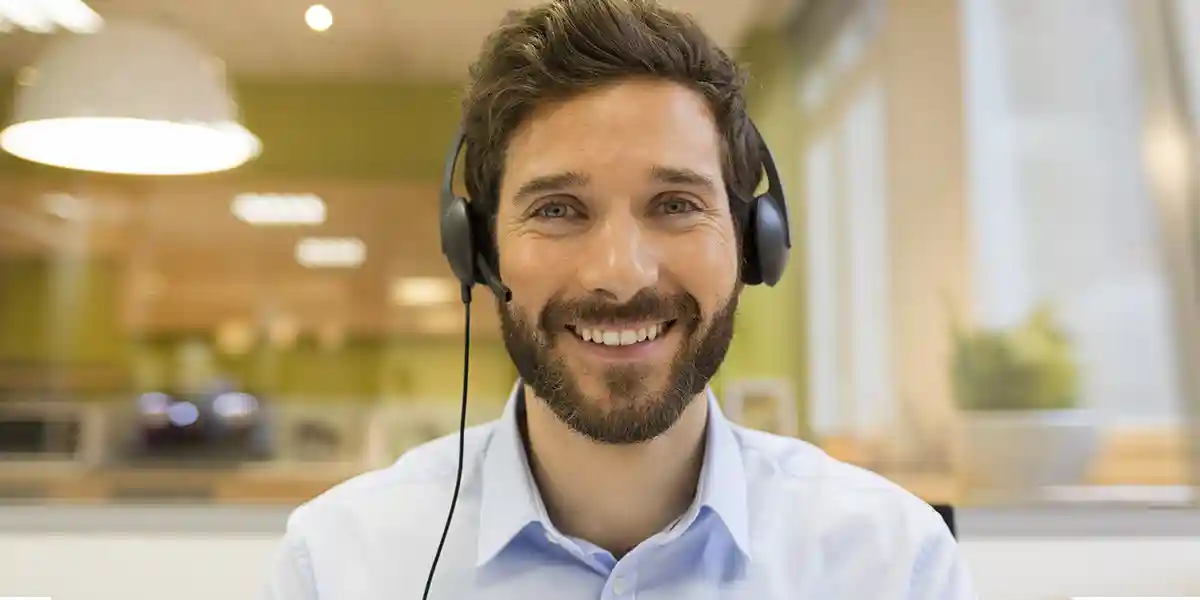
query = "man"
(267, 0, 976, 598)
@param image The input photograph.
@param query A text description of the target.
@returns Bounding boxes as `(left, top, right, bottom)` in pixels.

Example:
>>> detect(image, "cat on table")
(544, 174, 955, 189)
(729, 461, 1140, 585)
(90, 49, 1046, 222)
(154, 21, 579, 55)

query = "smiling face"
(494, 78, 742, 444)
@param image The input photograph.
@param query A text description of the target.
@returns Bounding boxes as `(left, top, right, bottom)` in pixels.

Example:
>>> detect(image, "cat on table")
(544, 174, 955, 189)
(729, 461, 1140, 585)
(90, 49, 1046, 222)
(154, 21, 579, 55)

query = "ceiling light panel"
(232, 193, 326, 226)
(390, 277, 459, 306)
(295, 237, 365, 268)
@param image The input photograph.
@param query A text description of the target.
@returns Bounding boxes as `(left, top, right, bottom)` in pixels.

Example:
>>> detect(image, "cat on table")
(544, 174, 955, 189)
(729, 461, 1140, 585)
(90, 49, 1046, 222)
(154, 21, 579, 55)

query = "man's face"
(494, 79, 741, 445)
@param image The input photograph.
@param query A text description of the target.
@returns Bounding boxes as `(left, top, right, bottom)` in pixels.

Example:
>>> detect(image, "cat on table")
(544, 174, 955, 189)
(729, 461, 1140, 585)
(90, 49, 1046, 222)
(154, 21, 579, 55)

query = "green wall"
(0, 258, 126, 364)
(713, 26, 810, 435)
(0, 26, 808, 429)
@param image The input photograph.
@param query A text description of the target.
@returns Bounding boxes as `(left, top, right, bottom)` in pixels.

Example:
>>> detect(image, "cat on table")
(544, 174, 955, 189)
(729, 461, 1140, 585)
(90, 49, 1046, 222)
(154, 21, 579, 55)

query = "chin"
(569, 361, 663, 396)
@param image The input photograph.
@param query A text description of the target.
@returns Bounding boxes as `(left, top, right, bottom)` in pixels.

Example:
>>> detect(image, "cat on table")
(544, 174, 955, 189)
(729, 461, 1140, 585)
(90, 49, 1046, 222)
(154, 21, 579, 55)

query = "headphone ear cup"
(468, 205, 499, 288)
(440, 195, 477, 288)
(739, 197, 764, 286)
(749, 194, 789, 287)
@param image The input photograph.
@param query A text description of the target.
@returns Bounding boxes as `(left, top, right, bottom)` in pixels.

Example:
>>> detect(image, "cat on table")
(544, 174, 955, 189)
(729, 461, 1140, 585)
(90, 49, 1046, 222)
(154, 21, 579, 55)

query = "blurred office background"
(0, 0, 1198, 598)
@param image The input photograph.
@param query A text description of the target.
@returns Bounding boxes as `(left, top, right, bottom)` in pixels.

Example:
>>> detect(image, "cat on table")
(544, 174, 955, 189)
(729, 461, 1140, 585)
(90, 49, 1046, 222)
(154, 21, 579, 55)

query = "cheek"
(671, 229, 740, 308)
(497, 235, 562, 308)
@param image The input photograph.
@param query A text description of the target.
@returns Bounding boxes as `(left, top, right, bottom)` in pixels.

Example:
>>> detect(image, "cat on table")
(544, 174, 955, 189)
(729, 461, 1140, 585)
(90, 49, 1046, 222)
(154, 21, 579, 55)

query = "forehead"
(501, 79, 724, 194)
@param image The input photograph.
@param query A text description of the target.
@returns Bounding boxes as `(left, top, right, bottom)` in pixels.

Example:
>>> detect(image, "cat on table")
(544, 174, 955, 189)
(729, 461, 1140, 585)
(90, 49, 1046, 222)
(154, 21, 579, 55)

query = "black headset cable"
(421, 285, 472, 600)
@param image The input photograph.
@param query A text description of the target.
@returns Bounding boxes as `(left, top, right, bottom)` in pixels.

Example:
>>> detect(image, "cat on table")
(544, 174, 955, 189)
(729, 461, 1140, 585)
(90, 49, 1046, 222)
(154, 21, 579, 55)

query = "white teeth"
(575, 323, 667, 346)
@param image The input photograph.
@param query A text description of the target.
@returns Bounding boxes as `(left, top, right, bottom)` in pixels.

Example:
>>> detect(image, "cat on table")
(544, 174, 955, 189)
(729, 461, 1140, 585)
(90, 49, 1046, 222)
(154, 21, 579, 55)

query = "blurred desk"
(0, 464, 1191, 508)
(885, 472, 962, 505)
(0, 467, 962, 506)
(0, 463, 359, 504)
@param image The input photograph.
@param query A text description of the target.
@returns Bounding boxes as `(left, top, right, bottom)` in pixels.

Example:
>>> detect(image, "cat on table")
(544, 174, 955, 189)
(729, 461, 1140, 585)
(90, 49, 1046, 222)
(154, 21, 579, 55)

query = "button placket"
(607, 565, 639, 598)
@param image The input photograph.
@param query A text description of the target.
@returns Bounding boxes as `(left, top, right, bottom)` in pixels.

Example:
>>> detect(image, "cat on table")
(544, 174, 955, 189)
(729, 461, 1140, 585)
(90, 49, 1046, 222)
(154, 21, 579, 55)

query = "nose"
(575, 216, 659, 303)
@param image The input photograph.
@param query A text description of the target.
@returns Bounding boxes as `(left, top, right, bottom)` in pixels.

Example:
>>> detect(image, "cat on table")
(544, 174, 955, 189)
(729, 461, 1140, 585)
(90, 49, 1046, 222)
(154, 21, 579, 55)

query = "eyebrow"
(510, 165, 718, 204)
(650, 165, 717, 191)
(513, 171, 590, 203)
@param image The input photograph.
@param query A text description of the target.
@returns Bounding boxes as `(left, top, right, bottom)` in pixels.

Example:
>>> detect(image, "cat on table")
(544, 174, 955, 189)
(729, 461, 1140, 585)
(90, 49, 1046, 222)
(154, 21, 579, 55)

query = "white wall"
(2, 532, 1199, 600)
(800, 0, 974, 469)
(967, 537, 1200, 598)
(802, 0, 895, 444)
(960, 0, 1186, 425)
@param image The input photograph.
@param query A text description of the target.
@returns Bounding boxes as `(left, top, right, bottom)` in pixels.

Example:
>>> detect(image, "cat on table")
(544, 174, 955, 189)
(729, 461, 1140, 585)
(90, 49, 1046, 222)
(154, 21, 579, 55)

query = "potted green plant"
(950, 307, 1098, 498)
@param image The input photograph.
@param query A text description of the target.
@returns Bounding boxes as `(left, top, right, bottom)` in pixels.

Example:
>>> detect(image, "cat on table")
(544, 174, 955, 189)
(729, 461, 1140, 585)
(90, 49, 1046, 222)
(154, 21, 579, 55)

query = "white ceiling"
(0, 0, 791, 80)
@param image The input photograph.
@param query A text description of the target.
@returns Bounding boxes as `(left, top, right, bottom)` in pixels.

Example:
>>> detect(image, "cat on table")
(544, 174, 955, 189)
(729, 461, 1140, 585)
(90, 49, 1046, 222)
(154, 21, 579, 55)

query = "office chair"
(930, 504, 957, 538)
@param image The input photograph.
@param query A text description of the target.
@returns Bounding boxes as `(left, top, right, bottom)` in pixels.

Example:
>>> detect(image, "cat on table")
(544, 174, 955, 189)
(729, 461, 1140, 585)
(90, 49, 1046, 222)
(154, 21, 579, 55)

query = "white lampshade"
(0, 20, 261, 175)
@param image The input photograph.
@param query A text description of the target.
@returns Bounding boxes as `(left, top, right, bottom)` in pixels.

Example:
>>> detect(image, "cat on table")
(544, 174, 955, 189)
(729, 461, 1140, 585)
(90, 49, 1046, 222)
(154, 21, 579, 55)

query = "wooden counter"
(0, 464, 357, 504)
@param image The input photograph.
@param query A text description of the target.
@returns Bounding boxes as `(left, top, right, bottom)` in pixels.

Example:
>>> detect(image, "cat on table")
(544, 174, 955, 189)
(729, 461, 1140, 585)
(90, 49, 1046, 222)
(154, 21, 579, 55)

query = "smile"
(567, 320, 677, 347)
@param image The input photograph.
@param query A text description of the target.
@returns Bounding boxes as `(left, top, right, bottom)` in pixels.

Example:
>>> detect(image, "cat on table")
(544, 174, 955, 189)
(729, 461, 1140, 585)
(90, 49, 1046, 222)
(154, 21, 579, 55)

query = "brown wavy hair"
(459, 0, 762, 250)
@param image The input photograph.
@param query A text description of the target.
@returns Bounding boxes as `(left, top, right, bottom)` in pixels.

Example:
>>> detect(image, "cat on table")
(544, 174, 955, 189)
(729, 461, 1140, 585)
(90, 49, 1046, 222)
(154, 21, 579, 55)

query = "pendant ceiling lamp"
(0, 20, 261, 175)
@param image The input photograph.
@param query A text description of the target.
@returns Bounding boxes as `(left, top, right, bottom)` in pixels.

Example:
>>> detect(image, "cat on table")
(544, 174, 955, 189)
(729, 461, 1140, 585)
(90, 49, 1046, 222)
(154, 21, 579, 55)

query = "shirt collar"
(475, 382, 751, 567)
(476, 382, 553, 567)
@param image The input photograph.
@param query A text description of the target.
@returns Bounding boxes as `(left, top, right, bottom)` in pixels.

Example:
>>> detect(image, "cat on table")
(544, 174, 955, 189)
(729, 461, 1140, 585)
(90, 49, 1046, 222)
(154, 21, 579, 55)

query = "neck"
(522, 386, 709, 557)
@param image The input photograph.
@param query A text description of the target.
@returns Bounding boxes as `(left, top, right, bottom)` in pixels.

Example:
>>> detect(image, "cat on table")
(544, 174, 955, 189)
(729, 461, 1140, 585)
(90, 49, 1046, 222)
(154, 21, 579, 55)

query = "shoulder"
(734, 427, 972, 595)
(734, 426, 954, 552)
(283, 421, 495, 544)
(268, 422, 500, 597)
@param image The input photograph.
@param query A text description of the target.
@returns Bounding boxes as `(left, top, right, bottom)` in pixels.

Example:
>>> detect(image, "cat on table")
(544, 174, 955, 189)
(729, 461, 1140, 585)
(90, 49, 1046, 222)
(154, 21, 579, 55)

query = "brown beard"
(499, 287, 739, 444)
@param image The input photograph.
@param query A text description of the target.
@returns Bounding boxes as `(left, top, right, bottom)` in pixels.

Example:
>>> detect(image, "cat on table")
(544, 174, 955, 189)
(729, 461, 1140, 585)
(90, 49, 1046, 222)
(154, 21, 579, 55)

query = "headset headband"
(748, 121, 791, 249)
(440, 123, 468, 218)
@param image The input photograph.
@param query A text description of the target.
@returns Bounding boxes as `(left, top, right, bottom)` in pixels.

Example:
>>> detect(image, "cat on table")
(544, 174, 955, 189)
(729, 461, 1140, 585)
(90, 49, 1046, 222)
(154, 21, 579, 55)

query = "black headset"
(421, 119, 791, 600)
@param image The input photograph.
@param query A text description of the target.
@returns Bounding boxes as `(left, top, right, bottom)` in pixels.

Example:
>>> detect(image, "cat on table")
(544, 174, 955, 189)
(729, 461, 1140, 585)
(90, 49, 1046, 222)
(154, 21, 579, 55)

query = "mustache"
(538, 288, 701, 330)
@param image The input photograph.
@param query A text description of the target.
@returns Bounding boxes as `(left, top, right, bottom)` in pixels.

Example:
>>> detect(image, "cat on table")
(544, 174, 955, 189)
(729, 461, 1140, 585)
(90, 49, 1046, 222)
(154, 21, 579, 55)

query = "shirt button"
(611, 576, 628, 595)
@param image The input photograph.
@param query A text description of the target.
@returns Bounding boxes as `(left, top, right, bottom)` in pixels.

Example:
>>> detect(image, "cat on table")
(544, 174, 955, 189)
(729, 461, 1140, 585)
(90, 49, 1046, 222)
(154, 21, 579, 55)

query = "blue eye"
(534, 202, 577, 220)
(657, 197, 698, 215)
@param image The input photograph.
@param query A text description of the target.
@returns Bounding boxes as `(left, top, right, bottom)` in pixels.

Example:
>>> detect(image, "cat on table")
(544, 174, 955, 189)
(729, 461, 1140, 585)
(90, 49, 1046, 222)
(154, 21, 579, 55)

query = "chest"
(309, 534, 912, 600)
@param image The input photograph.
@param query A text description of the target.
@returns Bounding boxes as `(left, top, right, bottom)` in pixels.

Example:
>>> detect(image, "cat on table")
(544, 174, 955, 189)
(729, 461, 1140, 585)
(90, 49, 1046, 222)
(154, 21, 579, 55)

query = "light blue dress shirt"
(267, 385, 976, 600)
